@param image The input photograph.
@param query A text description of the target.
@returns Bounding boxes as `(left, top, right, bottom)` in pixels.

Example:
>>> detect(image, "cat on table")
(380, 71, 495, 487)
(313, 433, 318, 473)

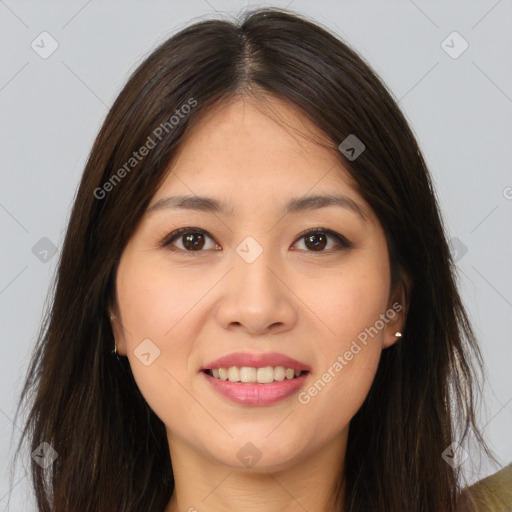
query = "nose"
(214, 245, 298, 335)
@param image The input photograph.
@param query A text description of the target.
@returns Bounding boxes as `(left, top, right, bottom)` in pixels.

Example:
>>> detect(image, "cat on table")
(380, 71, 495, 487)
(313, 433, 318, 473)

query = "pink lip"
(201, 351, 311, 371)
(201, 371, 310, 406)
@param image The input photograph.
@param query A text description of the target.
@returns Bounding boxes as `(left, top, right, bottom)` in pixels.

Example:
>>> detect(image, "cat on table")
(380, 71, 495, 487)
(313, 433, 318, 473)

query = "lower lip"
(201, 371, 310, 406)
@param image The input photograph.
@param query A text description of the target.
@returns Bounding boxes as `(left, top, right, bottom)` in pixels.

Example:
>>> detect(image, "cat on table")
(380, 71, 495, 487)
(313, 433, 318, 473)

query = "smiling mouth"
(202, 366, 309, 384)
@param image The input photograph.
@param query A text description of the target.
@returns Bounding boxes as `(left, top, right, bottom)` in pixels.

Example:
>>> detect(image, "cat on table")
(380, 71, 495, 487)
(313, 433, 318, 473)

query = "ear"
(382, 273, 412, 349)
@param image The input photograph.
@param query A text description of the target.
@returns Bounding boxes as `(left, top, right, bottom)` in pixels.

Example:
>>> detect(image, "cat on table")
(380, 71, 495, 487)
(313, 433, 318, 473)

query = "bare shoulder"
(456, 463, 512, 512)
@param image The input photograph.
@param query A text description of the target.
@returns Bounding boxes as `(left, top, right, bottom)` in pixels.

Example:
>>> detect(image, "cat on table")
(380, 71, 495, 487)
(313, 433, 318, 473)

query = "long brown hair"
(8, 7, 493, 511)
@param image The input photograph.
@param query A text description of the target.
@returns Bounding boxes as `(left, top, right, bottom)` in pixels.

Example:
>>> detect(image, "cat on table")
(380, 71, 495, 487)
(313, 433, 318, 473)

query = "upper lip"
(201, 352, 311, 371)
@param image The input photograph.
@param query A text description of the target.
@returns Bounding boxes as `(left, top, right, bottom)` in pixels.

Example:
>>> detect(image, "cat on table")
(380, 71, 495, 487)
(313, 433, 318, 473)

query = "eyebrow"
(145, 193, 369, 221)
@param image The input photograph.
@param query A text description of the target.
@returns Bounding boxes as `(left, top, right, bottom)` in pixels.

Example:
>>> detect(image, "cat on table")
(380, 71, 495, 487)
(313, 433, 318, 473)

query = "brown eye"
(304, 232, 328, 251)
(182, 232, 205, 251)
(293, 228, 352, 253)
(162, 228, 220, 253)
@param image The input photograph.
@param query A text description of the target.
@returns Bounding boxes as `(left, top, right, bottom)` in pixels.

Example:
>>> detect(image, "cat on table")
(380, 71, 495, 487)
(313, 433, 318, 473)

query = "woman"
(8, 7, 509, 512)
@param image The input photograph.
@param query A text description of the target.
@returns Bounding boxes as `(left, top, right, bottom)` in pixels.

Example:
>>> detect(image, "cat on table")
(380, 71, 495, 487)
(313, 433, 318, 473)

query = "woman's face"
(111, 95, 404, 472)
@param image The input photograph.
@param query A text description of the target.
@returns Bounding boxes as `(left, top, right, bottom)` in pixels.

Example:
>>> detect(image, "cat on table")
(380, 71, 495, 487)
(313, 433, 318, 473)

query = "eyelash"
(160, 227, 353, 255)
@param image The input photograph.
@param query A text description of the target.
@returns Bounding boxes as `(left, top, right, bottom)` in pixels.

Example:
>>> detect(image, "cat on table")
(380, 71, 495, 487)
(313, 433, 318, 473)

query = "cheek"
(299, 300, 384, 441)
(300, 347, 380, 444)
(115, 252, 207, 419)
(296, 248, 389, 432)
(304, 246, 391, 346)
(116, 250, 210, 344)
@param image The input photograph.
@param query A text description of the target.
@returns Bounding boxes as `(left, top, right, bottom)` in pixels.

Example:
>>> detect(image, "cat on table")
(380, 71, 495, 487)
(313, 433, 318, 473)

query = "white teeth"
(227, 367, 239, 382)
(240, 367, 257, 383)
(206, 365, 305, 384)
(256, 366, 274, 384)
(274, 366, 285, 381)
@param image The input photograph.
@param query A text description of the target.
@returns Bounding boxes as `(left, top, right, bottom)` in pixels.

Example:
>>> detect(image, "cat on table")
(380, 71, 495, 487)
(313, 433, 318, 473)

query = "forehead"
(150, 95, 372, 220)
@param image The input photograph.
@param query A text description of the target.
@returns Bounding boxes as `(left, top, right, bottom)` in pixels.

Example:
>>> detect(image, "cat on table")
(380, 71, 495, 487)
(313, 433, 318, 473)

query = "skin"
(110, 94, 407, 512)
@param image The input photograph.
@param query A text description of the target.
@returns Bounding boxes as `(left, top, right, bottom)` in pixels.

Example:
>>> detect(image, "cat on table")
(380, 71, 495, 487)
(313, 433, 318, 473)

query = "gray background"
(1, 0, 511, 509)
